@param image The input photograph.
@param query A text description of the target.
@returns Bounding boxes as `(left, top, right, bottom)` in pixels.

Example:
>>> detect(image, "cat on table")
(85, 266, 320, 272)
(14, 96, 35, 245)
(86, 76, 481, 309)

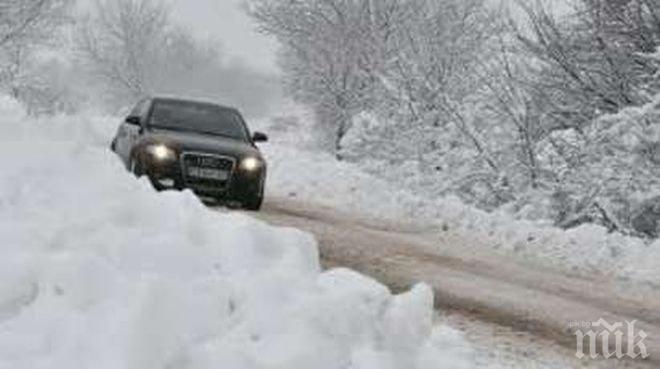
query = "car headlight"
(145, 144, 176, 161)
(240, 157, 263, 171)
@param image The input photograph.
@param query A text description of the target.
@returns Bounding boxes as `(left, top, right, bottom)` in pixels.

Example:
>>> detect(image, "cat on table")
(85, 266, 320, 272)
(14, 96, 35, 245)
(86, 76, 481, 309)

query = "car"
(111, 97, 268, 210)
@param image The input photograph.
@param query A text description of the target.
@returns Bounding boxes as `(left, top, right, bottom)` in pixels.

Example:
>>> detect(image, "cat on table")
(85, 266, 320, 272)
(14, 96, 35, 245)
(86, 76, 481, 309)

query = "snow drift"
(0, 96, 474, 369)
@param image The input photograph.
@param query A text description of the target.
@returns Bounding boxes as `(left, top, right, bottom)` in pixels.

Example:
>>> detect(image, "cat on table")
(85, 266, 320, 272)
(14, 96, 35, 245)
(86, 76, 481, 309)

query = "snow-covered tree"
(79, 0, 279, 114)
(371, 0, 507, 206)
(0, 0, 68, 47)
(517, 0, 660, 130)
(249, 0, 412, 152)
(77, 0, 171, 105)
(0, 0, 71, 113)
(511, 1, 660, 233)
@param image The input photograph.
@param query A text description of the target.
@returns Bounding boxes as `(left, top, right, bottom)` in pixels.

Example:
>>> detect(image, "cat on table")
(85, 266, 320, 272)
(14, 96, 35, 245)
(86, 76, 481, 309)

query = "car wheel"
(244, 195, 263, 211)
(130, 158, 144, 177)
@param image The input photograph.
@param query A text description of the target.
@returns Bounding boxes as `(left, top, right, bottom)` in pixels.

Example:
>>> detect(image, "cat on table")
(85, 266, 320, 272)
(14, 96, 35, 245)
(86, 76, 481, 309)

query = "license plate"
(187, 167, 229, 181)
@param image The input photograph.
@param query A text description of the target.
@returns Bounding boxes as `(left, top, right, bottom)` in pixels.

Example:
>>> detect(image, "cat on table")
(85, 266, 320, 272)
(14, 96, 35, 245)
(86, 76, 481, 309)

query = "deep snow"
(0, 96, 475, 369)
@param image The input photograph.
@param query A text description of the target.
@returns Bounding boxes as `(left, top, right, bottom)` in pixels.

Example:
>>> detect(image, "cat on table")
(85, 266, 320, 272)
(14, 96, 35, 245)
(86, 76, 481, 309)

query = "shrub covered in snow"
(538, 94, 660, 236)
(0, 96, 474, 369)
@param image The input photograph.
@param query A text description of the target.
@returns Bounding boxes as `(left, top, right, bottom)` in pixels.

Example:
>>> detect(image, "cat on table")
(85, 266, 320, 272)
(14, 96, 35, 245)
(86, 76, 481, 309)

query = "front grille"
(181, 152, 235, 191)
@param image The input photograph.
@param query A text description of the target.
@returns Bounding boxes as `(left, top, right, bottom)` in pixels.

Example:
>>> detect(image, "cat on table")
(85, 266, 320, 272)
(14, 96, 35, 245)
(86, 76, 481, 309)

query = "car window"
(148, 99, 249, 141)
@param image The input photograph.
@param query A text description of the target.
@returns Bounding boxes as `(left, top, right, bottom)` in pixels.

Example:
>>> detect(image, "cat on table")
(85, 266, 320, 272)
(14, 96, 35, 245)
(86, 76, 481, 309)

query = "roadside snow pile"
(0, 96, 475, 368)
(263, 145, 428, 219)
(257, 112, 660, 287)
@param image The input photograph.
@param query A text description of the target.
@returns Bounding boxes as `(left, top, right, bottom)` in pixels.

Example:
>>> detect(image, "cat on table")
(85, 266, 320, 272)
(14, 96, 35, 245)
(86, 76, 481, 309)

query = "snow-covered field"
(256, 108, 660, 288)
(0, 96, 475, 368)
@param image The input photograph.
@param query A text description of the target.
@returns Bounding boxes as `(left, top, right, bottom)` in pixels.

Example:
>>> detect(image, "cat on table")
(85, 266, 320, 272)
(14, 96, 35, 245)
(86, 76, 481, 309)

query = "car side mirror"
(125, 116, 141, 126)
(252, 131, 268, 143)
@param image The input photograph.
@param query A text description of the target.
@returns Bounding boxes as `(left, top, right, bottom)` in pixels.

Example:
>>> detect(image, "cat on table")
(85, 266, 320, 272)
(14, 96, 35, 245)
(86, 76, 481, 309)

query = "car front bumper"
(143, 154, 266, 203)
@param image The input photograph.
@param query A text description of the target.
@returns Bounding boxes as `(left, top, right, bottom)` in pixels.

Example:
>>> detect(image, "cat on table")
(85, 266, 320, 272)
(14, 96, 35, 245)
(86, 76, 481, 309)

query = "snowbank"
(256, 112, 660, 287)
(0, 96, 474, 369)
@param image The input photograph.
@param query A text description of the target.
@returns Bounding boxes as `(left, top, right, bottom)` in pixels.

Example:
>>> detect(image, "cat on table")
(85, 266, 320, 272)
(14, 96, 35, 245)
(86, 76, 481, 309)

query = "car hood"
(140, 129, 262, 160)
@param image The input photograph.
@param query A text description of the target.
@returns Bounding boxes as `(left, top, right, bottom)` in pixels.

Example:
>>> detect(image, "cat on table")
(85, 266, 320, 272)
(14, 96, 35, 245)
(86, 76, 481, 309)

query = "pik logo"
(574, 319, 649, 359)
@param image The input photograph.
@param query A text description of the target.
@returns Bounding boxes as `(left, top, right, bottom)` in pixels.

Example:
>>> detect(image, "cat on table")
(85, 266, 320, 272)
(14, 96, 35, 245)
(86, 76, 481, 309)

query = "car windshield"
(148, 99, 248, 141)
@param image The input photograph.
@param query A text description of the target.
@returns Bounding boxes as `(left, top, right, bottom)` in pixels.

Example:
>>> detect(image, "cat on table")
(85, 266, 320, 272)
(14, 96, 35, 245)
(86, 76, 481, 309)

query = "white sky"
(171, 0, 279, 74)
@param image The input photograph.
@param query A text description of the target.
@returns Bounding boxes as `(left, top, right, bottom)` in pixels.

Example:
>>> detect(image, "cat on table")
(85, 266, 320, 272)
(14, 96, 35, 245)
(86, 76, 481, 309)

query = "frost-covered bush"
(536, 93, 660, 235)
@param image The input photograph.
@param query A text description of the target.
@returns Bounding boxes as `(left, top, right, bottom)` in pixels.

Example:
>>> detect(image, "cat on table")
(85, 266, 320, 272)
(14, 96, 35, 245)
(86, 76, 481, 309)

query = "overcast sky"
(171, 0, 279, 74)
(169, 0, 574, 76)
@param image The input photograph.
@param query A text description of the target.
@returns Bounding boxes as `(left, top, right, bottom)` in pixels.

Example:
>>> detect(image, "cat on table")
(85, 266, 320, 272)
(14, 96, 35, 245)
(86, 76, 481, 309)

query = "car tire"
(130, 158, 144, 177)
(244, 195, 263, 211)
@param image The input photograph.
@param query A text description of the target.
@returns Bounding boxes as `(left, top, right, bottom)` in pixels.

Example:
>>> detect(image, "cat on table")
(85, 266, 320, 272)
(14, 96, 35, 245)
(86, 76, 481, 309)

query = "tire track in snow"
(243, 197, 660, 368)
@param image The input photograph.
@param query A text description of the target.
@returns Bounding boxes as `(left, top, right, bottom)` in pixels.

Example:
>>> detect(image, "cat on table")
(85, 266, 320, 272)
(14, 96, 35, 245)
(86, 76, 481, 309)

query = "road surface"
(247, 197, 660, 368)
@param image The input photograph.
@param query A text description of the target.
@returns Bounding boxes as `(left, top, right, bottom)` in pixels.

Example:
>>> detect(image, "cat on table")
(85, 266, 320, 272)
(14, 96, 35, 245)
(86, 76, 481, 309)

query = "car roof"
(149, 96, 238, 112)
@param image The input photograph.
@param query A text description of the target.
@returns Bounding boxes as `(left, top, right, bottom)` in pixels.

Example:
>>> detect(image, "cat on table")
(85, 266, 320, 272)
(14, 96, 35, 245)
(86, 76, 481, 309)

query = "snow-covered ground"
(2, 93, 655, 367)
(0, 96, 475, 368)
(255, 106, 660, 288)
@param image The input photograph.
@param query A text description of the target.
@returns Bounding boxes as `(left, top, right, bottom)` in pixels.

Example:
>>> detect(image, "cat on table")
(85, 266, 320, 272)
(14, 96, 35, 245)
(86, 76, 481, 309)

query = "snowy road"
(249, 197, 660, 368)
